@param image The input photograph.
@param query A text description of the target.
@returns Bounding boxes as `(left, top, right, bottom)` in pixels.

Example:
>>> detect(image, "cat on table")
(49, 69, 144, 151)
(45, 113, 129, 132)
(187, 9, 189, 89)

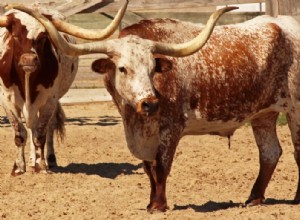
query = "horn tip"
(5, 4, 13, 10)
(223, 6, 239, 13)
(6, 4, 24, 10)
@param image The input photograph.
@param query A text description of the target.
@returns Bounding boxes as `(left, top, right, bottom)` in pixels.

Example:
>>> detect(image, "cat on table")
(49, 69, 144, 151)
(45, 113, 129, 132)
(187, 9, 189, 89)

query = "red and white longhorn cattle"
(0, 1, 127, 175)
(19, 6, 239, 211)
(20, 6, 300, 212)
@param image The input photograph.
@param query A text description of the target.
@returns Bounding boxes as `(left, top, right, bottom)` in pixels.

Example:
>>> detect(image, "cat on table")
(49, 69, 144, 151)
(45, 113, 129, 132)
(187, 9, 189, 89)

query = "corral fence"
(1, 0, 299, 27)
(1, 0, 300, 89)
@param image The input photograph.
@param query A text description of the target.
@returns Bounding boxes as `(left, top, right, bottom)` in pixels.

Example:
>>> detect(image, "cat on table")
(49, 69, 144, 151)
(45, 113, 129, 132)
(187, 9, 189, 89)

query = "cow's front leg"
(29, 127, 47, 173)
(29, 103, 56, 173)
(143, 129, 179, 212)
(6, 109, 27, 175)
(246, 112, 281, 206)
(143, 159, 169, 212)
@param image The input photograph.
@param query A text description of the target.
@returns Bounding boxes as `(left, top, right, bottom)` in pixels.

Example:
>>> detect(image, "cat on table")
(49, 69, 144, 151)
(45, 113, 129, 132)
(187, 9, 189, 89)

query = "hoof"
(245, 198, 265, 207)
(30, 165, 40, 173)
(47, 154, 57, 168)
(147, 203, 169, 213)
(30, 163, 49, 174)
(11, 162, 25, 176)
(11, 171, 25, 176)
(292, 199, 300, 205)
(40, 169, 52, 174)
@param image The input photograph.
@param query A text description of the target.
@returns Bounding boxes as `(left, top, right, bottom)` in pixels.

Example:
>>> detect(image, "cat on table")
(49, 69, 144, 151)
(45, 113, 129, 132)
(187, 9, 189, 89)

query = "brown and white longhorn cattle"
(20, 6, 300, 212)
(0, 2, 127, 175)
(19, 6, 239, 211)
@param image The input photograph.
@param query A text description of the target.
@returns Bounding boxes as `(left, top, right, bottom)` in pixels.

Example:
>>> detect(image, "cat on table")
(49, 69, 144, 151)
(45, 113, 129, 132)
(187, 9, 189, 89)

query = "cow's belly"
(183, 98, 291, 136)
(183, 117, 244, 136)
(182, 108, 249, 136)
(55, 56, 78, 98)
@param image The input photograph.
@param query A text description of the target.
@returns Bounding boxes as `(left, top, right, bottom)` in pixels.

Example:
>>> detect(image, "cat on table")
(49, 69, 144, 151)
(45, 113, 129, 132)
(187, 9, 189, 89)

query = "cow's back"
(120, 18, 203, 43)
(120, 17, 294, 135)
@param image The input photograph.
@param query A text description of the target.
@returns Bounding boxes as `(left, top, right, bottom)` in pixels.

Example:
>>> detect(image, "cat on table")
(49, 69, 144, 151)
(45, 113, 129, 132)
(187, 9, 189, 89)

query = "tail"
(49, 102, 66, 142)
(55, 102, 66, 142)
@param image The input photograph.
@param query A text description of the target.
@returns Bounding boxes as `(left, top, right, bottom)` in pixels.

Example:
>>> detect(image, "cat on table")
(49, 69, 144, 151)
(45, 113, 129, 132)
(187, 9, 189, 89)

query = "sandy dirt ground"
(1, 102, 300, 220)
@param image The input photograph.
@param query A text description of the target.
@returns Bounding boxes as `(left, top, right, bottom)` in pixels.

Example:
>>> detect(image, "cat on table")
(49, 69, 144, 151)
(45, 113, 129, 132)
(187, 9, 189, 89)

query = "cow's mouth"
(136, 97, 159, 116)
(21, 65, 38, 73)
(19, 53, 39, 73)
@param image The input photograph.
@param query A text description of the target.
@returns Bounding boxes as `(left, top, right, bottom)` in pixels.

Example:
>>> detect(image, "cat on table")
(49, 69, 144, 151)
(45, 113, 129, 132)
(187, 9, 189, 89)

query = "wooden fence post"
(265, 0, 278, 16)
(266, 0, 299, 16)
(0, 4, 4, 14)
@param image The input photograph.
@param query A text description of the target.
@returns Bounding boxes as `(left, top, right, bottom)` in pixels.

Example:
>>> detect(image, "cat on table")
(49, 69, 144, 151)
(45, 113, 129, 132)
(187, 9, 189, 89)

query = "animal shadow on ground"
(52, 162, 143, 179)
(264, 198, 296, 205)
(0, 115, 121, 127)
(173, 200, 242, 212)
(0, 116, 10, 127)
(66, 115, 121, 126)
(173, 198, 296, 213)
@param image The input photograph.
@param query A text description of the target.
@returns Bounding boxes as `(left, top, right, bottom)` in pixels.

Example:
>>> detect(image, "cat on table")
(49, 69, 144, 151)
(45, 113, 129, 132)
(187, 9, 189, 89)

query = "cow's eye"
(119, 66, 127, 74)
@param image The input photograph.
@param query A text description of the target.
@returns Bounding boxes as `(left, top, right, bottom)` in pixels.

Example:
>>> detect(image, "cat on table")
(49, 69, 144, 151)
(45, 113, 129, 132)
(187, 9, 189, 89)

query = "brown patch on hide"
(0, 13, 59, 103)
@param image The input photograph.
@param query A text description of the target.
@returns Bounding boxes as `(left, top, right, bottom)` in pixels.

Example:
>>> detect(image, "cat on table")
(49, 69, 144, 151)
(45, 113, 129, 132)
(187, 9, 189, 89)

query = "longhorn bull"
(0, 1, 127, 174)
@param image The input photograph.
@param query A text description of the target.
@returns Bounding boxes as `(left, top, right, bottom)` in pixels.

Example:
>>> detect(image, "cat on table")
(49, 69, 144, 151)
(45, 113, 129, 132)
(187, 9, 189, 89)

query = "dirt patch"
(0, 102, 300, 219)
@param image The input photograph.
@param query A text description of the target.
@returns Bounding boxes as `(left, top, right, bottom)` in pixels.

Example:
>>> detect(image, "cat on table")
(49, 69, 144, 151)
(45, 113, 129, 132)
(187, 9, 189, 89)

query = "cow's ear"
(92, 58, 115, 74)
(155, 57, 172, 73)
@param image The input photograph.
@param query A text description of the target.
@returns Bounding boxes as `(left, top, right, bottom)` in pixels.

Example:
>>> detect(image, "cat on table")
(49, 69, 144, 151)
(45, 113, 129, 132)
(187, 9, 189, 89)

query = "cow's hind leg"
(246, 112, 282, 206)
(46, 102, 66, 168)
(5, 109, 27, 175)
(286, 112, 300, 204)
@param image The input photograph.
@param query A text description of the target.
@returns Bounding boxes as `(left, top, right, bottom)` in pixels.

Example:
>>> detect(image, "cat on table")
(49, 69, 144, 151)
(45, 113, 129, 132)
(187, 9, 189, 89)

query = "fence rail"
(2, 0, 299, 16)
(0, 0, 273, 15)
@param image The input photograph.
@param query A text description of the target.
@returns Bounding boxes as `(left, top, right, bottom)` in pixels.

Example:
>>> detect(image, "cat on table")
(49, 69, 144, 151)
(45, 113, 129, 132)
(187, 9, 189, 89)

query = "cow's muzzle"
(136, 97, 159, 116)
(19, 53, 39, 72)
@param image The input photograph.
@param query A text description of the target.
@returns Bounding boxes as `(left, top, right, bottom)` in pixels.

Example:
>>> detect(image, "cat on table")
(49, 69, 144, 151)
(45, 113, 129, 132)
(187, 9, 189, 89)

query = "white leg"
(5, 109, 27, 175)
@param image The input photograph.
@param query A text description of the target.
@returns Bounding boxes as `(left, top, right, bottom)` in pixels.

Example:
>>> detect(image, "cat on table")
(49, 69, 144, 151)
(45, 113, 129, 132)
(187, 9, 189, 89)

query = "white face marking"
(109, 36, 157, 107)
(11, 9, 46, 40)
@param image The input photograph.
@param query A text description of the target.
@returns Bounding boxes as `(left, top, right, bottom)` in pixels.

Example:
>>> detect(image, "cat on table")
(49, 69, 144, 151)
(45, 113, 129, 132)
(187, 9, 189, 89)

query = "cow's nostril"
(142, 101, 151, 112)
(136, 98, 159, 115)
(141, 100, 159, 114)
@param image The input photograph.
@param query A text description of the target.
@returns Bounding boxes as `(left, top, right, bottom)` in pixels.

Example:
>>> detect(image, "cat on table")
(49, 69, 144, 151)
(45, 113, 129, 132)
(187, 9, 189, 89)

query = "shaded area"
(0, 115, 122, 127)
(52, 162, 143, 179)
(0, 116, 10, 127)
(173, 200, 242, 212)
(66, 115, 121, 126)
(173, 198, 297, 213)
(264, 198, 296, 205)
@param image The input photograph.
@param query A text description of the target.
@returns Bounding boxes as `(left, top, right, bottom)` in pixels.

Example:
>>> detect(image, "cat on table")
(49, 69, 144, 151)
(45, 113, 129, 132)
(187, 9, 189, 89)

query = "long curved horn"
(10, 0, 128, 40)
(0, 15, 10, 27)
(6, 4, 109, 56)
(152, 6, 238, 57)
(6, 5, 109, 56)
(8, 6, 236, 57)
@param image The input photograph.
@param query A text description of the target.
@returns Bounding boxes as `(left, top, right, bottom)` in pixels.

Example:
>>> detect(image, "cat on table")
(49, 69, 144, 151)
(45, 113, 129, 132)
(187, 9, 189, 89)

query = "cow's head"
(14, 6, 236, 115)
(90, 36, 173, 116)
(2, 2, 127, 100)
(0, 9, 61, 93)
